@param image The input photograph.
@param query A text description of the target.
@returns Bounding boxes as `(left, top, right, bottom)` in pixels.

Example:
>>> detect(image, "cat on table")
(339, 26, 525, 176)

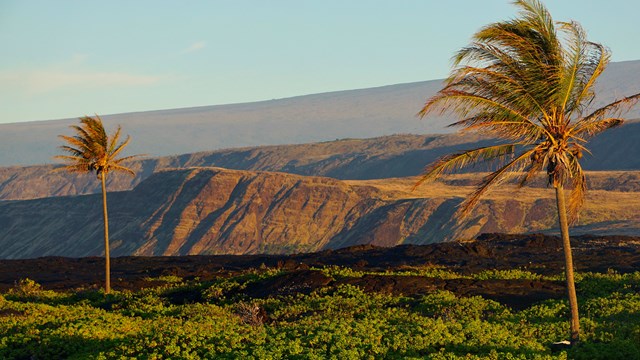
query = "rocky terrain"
(1, 120, 638, 201)
(1, 98, 638, 260)
(1, 233, 639, 309)
(1, 167, 638, 259)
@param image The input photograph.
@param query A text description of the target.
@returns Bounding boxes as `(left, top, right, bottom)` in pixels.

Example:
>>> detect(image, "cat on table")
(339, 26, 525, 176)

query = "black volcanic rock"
(1, 234, 638, 309)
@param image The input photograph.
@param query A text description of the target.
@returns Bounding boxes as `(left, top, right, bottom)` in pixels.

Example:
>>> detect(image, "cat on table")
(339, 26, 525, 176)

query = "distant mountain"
(1, 60, 640, 166)
(1, 120, 638, 201)
(1, 167, 638, 259)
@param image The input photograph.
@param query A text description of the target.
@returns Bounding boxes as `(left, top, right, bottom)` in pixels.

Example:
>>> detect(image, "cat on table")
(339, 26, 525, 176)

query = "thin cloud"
(0, 70, 167, 94)
(69, 53, 90, 65)
(183, 41, 206, 53)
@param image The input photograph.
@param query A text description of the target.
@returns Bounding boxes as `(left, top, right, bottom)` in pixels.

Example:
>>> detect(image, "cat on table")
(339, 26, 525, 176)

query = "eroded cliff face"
(0, 168, 375, 258)
(0, 133, 485, 200)
(2, 121, 639, 201)
(2, 166, 638, 259)
(128, 168, 370, 256)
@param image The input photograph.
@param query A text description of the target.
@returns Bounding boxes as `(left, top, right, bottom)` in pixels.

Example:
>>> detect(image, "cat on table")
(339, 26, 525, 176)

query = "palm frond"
(557, 21, 585, 115)
(58, 134, 90, 153)
(566, 42, 609, 119)
(108, 163, 136, 176)
(51, 154, 93, 173)
(108, 135, 131, 161)
(420, 89, 532, 123)
(112, 154, 144, 164)
(413, 143, 517, 189)
(452, 31, 557, 121)
(108, 126, 123, 154)
(457, 148, 536, 218)
(455, 118, 545, 143)
(52, 154, 90, 165)
(519, 163, 544, 187)
(448, 64, 550, 119)
(579, 93, 640, 124)
(567, 159, 586, 224)
(569, 117, 624, 140)
(57, 144, 86, 158)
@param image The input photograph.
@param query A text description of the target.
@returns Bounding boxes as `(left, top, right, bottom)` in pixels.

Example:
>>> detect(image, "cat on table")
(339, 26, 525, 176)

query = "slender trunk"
(555, 185, 580, 344)
(101, 172, 111, 294)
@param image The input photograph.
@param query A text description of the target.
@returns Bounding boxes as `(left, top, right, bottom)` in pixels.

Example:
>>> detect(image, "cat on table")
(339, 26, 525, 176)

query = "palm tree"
(55, 115, 140, 294)
(415, 0, 640, 344)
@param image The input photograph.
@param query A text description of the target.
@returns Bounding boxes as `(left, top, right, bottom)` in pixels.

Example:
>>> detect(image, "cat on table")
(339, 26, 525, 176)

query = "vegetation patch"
(1, 267, 638, 359)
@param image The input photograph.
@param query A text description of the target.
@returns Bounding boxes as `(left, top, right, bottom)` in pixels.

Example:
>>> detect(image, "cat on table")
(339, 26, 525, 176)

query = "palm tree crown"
(55, 115, 137, 177)
(417, 0, 640, 222)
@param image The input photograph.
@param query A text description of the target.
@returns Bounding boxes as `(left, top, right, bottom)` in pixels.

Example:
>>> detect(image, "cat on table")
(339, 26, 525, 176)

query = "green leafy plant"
(1, 268, 638, 359)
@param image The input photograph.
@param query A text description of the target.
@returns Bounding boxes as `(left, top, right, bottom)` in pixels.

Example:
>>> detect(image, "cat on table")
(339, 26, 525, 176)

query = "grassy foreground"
(1, 266, 639, 359)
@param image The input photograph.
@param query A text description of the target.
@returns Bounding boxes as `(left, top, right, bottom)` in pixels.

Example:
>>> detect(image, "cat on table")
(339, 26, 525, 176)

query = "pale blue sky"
(1, 0, 639, 123)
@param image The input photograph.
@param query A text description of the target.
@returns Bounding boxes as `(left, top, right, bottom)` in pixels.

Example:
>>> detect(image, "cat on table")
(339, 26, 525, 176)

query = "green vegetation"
(1, 268, 638, 359)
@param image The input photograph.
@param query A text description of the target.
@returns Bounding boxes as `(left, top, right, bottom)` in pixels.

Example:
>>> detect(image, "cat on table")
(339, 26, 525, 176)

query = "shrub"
(10, 278, 42, 296)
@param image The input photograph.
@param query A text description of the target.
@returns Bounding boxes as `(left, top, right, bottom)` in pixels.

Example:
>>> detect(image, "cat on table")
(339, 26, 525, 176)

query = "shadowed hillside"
(1, 120, 638, 201)
(1, 167, 638, 259)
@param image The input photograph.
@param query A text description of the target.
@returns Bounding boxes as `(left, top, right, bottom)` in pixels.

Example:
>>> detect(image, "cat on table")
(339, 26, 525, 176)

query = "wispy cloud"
(69, 53, 90, 65)
(183, 41, 206, 53)
(0, 69, 167, 94)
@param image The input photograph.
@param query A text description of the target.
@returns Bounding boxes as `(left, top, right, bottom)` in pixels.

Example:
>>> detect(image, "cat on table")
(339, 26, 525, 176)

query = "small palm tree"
(55, 115, 140, 294)
(415, 0, 640, 344)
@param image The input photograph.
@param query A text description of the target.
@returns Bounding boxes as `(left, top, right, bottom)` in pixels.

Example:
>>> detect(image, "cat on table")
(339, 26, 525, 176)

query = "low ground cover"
(1, 266, 638, 359)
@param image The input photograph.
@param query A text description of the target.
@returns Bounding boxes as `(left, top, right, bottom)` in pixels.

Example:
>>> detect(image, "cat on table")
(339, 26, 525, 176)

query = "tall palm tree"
(415, 0, 640, 344)
(55, 115, 140, 294)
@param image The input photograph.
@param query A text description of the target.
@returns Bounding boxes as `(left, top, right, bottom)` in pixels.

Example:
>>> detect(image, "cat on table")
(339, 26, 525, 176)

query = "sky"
(1, 0, 640, 124)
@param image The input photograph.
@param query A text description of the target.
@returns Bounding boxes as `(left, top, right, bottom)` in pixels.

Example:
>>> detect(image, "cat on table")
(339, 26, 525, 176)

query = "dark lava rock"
(1, 233, 638, 310)
(241, 270, 333, 298)
(337, 275, 564, 309)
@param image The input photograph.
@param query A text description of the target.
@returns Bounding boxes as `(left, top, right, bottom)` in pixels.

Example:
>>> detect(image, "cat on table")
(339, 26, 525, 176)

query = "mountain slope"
(1, 120, 638, 201)
(1, 60, 640, 166)
(1, 167, 638, 259)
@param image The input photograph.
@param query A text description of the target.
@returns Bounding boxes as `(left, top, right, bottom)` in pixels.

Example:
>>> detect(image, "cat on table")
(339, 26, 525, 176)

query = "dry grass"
(347, 171, 640, 227)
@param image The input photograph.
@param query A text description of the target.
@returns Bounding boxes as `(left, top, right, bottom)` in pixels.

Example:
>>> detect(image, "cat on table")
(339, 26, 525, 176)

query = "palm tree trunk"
(555, 185, 580, 344)
(100, 172, 111, 294)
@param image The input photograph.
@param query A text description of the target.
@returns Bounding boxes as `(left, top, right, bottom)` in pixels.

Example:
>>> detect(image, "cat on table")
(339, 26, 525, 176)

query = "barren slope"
(0, 167, 638, 259)
(1, 120, 638, 201)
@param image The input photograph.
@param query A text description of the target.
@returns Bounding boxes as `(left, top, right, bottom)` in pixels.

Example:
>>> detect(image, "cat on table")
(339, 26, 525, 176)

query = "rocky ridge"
(1, 167, 638, 259)
(1, 120, 639, 201)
